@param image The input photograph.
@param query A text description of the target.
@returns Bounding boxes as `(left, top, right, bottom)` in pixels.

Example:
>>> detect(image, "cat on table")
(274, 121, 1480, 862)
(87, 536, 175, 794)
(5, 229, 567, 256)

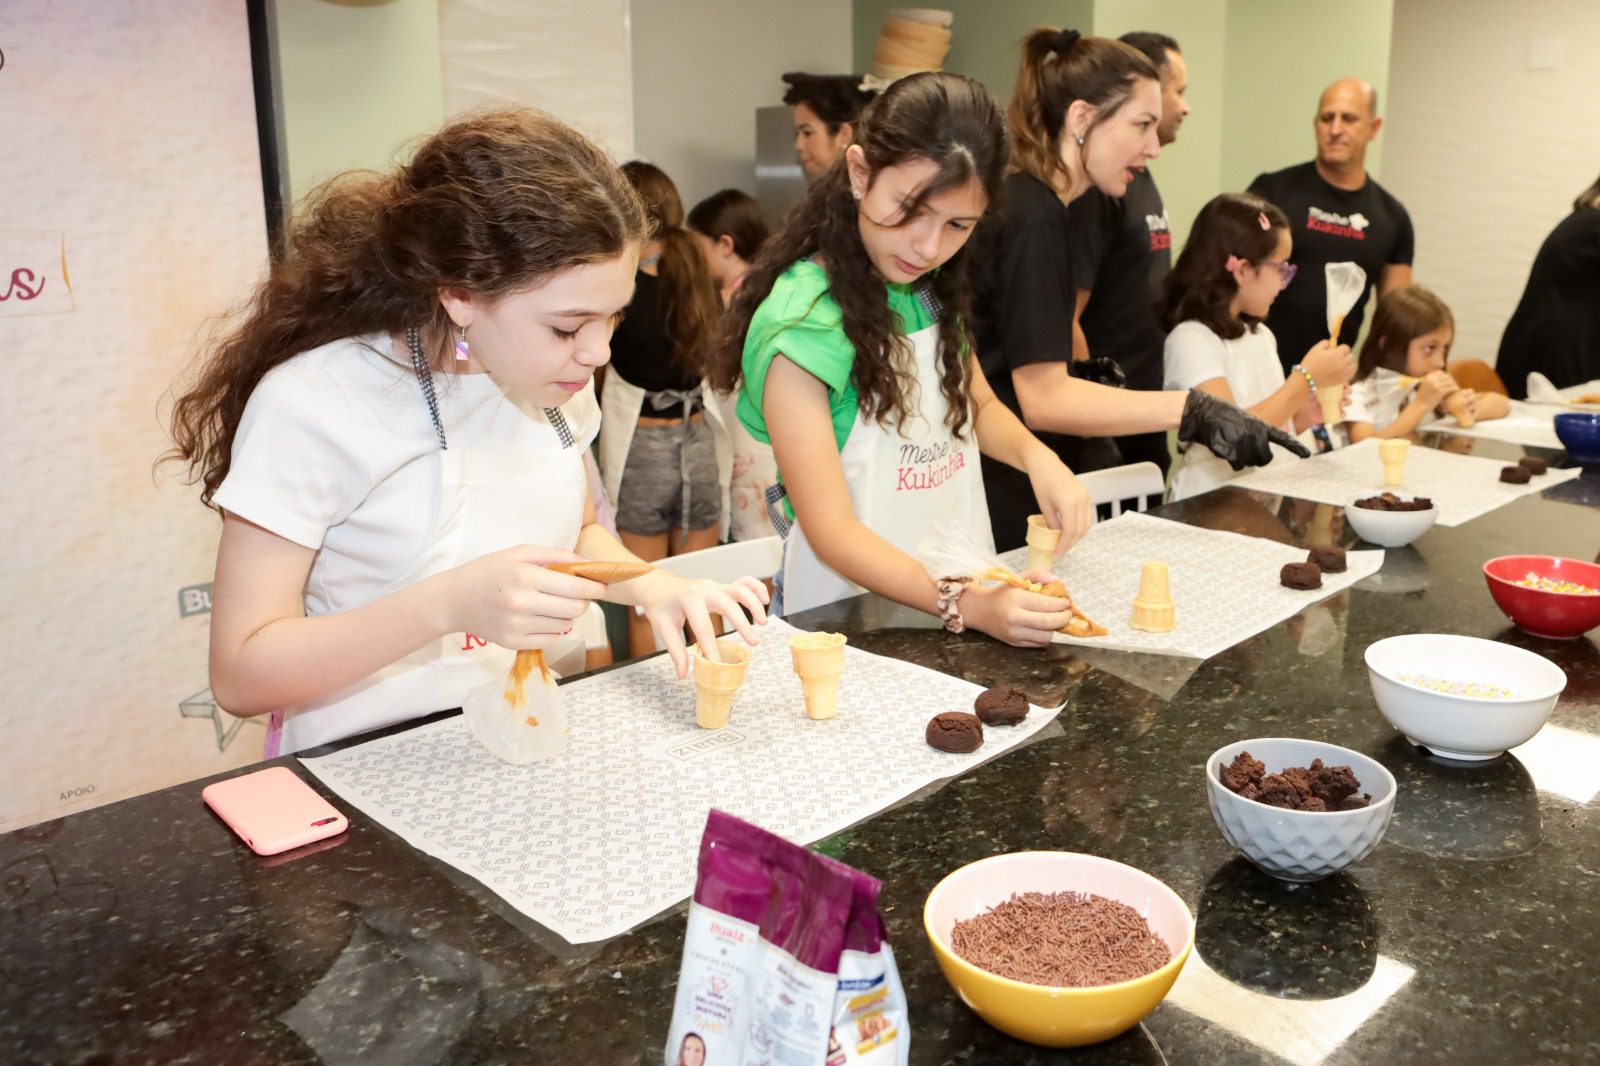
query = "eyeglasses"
(1261, 259, 1298, 290)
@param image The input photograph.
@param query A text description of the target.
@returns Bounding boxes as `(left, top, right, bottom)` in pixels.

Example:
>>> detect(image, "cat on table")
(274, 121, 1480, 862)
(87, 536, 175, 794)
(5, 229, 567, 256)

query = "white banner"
(0, 1, 270, 830)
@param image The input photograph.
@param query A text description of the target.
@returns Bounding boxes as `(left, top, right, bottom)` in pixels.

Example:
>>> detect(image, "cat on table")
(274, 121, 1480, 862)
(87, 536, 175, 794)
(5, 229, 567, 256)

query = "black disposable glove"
(1069, 355, 1128, 388)
(1179, 388, 1311, 470)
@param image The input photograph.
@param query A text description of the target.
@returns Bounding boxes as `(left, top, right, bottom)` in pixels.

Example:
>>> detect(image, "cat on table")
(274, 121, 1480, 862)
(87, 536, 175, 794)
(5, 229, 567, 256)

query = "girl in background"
(688, 188, 769, 306)
(782, 72, 878, 181)
(169, 112, 765, 755)
(690, 188, 781, 542)
(1342, 285, 1508, 442)
(710, 72, 1082, 644)
(1161, 193, 1355, 500)
(600, 162, 734, 655)
(975, 28, 1300, 547)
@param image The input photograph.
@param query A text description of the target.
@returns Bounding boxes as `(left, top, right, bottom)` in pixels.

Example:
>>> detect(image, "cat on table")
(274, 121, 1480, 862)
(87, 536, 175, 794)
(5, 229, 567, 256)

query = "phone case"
(202, 766, 348, 856)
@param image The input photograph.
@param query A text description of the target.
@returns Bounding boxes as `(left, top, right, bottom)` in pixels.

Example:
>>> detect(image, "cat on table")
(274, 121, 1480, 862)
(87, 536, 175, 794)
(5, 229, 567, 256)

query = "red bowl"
(1483, 555, 1600, 639)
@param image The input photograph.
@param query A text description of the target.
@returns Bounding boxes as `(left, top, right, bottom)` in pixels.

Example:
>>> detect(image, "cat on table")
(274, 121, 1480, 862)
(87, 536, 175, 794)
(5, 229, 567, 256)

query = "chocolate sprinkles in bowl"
(950, 891, 1172, 987)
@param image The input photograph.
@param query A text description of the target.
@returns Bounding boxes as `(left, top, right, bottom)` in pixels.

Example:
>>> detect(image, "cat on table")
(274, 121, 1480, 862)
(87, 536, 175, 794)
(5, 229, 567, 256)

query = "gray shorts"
(616, 417, 722, 535)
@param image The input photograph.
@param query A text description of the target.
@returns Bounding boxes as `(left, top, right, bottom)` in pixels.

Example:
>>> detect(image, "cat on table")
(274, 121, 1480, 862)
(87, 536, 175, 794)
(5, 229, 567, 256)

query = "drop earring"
(454, 325, 470, 362)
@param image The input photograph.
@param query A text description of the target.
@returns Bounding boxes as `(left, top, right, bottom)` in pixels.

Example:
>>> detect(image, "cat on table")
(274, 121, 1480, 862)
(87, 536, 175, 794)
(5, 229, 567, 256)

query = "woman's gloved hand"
(1179, 389, 1310, 470)
(1069, 356, 1128, 388)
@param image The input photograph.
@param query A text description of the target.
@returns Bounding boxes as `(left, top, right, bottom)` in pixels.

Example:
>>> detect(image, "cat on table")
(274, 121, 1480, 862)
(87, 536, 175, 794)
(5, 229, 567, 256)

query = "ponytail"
(1007, 27, 1158, 190)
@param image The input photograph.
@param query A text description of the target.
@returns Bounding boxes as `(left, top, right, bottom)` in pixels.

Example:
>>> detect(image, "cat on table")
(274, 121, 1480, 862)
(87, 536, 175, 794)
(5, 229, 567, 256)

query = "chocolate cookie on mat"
(1306, 546, 1346, 573)
(973, 686, 1029, 726)
(1280, 562, 1323, 590)
(1500, 465, 1532, 484)
(926, 711, 984, 753)
(1518, 456, 1549, 476)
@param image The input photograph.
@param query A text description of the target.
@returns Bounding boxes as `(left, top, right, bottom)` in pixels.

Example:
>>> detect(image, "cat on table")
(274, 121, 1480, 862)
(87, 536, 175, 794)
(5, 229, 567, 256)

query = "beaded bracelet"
(935, 576, 972, 634)
(1293, 363, 1319, 398)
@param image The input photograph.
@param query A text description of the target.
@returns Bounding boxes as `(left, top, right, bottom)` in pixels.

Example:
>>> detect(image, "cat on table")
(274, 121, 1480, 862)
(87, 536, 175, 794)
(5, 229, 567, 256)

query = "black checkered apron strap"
(543, 407, 576, 449)
(764, 482, 793, 538)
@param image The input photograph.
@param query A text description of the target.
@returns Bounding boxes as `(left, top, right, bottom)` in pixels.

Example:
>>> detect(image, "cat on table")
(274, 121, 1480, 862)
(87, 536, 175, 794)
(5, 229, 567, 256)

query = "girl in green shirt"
(707, 72, 1085, 645)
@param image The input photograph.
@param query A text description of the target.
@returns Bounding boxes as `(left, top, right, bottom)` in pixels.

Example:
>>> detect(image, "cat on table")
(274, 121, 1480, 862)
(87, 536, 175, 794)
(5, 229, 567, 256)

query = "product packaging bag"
(665, 810, 908, 1066)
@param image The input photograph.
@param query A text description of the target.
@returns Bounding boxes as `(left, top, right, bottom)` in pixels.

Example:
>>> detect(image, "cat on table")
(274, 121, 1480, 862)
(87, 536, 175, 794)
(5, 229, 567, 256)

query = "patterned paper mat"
(302, 618, 1060, 944)
(1228, 438, 1579, 526)
(1421, 401, 1561, 450)
(999, 512, 1382, 660)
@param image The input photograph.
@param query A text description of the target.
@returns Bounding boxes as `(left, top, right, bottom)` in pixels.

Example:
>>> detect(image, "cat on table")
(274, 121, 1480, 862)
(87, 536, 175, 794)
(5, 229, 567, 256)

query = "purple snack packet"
(665, 810, 854, 1065)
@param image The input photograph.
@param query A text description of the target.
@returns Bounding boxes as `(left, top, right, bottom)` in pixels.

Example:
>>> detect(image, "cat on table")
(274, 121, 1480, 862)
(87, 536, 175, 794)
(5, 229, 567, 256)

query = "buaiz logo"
(178, 583, 213, 618)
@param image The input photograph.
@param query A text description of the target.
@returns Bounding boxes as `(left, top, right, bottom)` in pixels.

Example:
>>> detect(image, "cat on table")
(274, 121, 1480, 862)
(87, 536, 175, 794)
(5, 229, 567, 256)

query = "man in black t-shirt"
(1068, 31, 1190, 477)
(1249, 77, 1415, 374)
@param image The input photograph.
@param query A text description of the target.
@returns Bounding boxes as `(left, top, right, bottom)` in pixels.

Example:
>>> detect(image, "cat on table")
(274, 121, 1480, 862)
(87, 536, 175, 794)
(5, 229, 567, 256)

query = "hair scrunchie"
(1053, 28, 1081, 55)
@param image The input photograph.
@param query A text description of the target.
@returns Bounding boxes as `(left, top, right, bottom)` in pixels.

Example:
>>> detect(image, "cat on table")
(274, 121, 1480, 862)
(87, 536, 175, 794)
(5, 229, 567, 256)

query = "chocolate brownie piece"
(1307, 546, 1347, 573)
(973, 686, 1029, 726)
(1255, 775, 1303, 808)
(1309, 763, 1362, 806)
(926, 711, 983, 753)
(1355, 493, 1433, 512)
(1500, 465, 1531, 484)
(1518, 456, 1549, 475)
(1338, 794, 1373, 811)
(1220, 751, 1266, 793)
(1280, 562, 1323, 590)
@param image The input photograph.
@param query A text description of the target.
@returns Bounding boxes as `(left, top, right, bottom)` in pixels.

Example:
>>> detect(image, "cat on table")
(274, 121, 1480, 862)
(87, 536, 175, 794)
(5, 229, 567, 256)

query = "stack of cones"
(693, 639, 752, 729)
(788, 632, 848, 720)
(1025, 513, 1061, 574)
(1379, 438, 1410, 486)
(1129, 561, 1176, 633)
(871, 8, 954, 82)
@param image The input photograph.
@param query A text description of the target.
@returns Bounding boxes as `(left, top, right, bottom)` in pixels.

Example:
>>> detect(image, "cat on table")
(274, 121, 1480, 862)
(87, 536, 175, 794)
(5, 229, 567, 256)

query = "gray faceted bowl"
(1205, 738, 1397, 883)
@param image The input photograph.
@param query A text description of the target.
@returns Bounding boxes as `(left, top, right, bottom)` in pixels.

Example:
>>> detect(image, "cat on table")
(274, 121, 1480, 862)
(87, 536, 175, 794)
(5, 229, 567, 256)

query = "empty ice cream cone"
(1026, 513, 1062, 573)
(1129, 560, 1176, 633)
(1379, 438, 1410, 486)
(1318, 383, 1344, 428)
(1444, 391, 1476, 428)
(692, 639, 752, 729)
(788, 631, 848, 720)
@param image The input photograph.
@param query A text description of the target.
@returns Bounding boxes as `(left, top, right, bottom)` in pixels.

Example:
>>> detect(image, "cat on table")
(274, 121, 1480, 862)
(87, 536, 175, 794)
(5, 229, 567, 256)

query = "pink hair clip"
(1225, 254, 1245, 272)
(1258, 212, 1271, 230)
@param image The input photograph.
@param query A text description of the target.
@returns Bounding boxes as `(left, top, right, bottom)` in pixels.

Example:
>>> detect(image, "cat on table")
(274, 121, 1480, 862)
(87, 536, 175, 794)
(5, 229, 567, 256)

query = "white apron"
(598, 370, 733, 540)
(777, 319, 993, 615)
(266, 387, 591, 757)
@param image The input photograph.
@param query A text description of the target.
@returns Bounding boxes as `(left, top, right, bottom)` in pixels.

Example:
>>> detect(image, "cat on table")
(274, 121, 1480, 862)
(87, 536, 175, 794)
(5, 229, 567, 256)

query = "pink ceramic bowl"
(1483, 555, 1600, 639)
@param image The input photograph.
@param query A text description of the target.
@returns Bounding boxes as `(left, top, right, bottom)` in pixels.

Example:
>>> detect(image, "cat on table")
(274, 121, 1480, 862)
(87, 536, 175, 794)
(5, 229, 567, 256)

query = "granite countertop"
(5, 445, 1599, 1065)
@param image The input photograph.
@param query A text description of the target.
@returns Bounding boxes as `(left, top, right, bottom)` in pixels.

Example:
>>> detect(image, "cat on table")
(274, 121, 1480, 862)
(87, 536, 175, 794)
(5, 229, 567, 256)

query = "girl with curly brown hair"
(168, 110, 767, 754)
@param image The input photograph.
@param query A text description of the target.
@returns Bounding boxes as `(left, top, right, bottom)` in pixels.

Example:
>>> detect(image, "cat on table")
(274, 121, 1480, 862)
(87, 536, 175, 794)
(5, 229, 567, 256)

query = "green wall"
(1221, 0, 1394, 192)
(853, 0, 1096, 108)
(273, 0, 445, 208)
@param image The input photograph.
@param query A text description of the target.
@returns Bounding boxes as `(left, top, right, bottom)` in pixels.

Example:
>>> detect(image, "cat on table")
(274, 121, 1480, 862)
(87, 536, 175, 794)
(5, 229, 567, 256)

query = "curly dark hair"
(1159, 192, 1289, 340)
(166, 109, 647, 508)
(708, 71, 1008, 440)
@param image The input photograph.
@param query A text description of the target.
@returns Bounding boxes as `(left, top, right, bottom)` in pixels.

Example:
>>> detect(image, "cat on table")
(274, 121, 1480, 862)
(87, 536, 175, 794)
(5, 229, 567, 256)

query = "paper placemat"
(999, 512, 1381, 660)
(1421, 402, 1562, 450)
(1228, 438, 1579, 526)
(302, 618, 1060, 944)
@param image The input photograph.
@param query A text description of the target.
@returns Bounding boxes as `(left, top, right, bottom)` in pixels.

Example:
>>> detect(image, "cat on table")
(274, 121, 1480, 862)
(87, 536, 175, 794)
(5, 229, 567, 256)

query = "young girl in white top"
(1161, 193, 1356, 499)
(168, 111, 767, 755)
(1341, 285, 1509, 442)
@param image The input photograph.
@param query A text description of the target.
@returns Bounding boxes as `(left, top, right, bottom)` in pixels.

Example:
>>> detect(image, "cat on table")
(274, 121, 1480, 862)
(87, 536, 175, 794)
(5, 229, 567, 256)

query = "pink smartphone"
(202, 766, 348, 856)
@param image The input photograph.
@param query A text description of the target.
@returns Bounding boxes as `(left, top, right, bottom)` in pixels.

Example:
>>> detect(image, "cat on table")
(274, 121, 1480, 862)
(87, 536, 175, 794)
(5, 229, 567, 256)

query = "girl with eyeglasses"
(1160, 193, 1355, 500)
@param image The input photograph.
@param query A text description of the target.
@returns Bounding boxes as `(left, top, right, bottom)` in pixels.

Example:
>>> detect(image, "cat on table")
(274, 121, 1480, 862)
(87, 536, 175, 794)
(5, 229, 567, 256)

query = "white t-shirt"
(1342, 367, 1420, 435)
(214, 334, 601, 618)
(1163, 319, 1304, 500)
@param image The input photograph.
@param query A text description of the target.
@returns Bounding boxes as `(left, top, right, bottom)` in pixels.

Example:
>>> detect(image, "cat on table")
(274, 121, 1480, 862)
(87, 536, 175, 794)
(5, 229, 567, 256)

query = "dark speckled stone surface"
(5, 443, 1600, 1064)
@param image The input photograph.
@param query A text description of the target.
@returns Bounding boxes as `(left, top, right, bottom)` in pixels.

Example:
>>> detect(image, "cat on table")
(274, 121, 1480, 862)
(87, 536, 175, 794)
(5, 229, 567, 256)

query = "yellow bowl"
(922, 851, 1194, 1047)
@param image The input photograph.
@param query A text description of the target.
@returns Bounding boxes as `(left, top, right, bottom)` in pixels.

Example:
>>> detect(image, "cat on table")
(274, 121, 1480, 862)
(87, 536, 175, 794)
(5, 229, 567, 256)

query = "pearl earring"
(1073, 132, 1085, 146)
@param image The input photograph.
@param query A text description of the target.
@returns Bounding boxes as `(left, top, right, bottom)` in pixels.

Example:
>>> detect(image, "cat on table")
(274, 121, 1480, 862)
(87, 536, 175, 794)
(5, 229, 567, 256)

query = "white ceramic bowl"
(1342, 492, 1439, 548)
(1205, 738, 1396, 882)
(1364, 633, 1566, 761)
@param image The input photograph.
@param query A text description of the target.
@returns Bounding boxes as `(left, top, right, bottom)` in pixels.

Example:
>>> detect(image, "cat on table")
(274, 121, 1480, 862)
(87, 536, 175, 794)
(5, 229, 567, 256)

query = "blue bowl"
(1555, 413, 1600, 466)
